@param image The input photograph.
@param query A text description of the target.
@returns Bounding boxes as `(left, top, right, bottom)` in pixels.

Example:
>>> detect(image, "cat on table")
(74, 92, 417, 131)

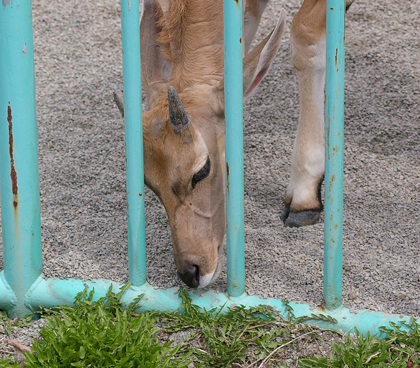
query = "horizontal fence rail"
(0, 0, 418, 337)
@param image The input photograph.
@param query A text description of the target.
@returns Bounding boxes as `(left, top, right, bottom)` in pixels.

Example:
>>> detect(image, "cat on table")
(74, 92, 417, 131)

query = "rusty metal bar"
(121, 0, 147, 287)
(0, 0, 43, 318)
(224, 0, 246, 298)
(324, 0, 345, 311)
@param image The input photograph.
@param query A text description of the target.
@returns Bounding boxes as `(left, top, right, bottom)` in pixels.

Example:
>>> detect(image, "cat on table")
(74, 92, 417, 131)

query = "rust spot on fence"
(226, 163, 230, 193)
(335, 48, 338, 71)
(326, 120, 331, 159)
(239, 37, 242, 44)
(8, 106, 18, 205)
(328, 174, 335, 195)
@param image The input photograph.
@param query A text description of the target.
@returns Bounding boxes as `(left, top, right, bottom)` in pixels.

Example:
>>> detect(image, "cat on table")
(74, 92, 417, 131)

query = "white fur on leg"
(286, 37, 326, 211)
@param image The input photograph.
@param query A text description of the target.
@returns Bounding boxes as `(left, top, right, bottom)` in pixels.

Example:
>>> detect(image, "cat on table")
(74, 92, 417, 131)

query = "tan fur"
(291, 0, 326, 44)
(283, 0, 328, 218)
(155, 0, 225, 91)
(246, 0, 266, 21)
(129, 0, 332, 286)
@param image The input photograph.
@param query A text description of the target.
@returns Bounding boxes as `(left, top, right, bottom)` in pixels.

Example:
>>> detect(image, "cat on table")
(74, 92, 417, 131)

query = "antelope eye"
(192, 157, 211, 189)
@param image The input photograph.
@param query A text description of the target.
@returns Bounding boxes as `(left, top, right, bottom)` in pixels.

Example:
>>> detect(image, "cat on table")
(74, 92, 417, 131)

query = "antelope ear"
(242, 9, 286, 98)
(141, 0, 172, 105)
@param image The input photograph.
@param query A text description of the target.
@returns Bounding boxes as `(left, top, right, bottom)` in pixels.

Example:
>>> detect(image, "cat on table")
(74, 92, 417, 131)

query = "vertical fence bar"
(224, 0, 245, 298)
(324, 0, 345, 311)
(120, 0, 146, 287)
(0, 0, 43, 317)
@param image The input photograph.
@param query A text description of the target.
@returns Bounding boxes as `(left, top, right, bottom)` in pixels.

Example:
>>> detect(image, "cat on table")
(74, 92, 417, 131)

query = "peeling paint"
(7, 105, 18, 197)
(8, 105, 19, 221)
(226, 162, 230, 193)
(22, 44, 28, 54)
(326, 120, 331, 159)
(2, 0, 11, 8)
(335, 48, 339, 71)
(328, 174, 335, 194)
(325, 286, 341, 310)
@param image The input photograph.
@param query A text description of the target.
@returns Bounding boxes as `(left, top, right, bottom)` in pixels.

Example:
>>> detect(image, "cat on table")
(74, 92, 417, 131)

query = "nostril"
(177, 265, 200, 288)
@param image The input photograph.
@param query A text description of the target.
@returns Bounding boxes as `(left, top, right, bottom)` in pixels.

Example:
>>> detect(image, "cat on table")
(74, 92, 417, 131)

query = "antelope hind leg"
(281, 0, 353, 228)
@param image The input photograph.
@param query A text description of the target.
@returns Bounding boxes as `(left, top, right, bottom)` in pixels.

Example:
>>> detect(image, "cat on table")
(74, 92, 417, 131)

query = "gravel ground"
(1, 0, 419, 364)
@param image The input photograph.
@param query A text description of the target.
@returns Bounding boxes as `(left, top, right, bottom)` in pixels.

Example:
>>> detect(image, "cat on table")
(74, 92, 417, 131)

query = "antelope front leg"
(281, 0, 327, 227)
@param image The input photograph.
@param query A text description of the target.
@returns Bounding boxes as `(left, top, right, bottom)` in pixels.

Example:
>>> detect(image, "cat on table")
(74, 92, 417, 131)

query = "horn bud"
(168, 86, 190, 133)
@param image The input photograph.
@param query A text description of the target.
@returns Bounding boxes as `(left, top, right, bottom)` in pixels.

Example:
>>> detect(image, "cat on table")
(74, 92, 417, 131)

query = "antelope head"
(115, 0, 286, 288)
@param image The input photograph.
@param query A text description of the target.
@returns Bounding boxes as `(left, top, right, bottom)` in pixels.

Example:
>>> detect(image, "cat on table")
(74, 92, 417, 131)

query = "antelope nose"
(178, 265, 200, 288)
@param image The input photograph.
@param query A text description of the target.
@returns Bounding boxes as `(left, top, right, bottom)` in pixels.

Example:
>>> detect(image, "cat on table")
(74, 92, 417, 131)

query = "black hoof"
(284, 210, 320, 228)
(280, 205, 290, 223)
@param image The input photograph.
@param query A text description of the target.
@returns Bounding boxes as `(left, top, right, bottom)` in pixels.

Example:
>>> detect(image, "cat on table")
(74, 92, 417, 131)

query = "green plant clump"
(157, 289, 309, 367)
(299, 321, 420, 368)
(0, 357, 21, 368)
(22, 285, 192, 368)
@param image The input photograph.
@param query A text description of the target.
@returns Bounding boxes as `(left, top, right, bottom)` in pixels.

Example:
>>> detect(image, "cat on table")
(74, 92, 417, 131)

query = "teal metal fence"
(0, 0, 417, 336)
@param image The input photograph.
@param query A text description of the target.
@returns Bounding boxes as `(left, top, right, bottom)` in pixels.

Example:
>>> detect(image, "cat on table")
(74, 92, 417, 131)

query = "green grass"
(1, 285, 419, 367)
(299, 321, 420, 368)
